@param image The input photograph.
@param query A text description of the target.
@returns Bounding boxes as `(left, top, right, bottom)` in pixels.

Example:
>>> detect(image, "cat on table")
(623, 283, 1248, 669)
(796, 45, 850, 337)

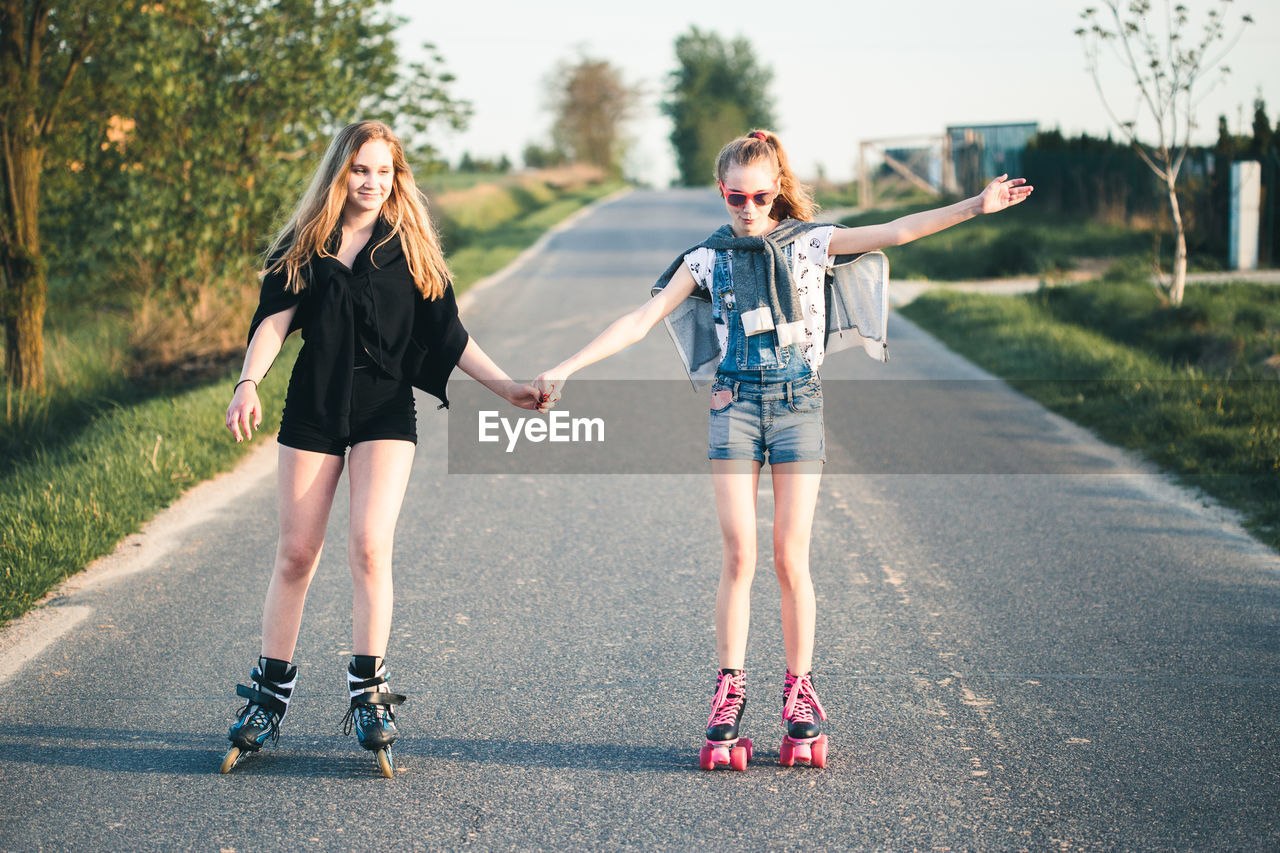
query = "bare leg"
(711, 460, 762, 670)
(347, 439, 416, 658)
(771, 461, 823, 676)
(260, 446, 345, 660)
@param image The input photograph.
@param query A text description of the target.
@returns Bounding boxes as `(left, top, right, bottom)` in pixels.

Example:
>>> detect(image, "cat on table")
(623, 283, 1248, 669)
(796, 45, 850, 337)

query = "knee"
(773, 545, 812, 592)
(721, 539, 757, 584)
(274, 540, 321, 584)
(349, 536, 392, 579)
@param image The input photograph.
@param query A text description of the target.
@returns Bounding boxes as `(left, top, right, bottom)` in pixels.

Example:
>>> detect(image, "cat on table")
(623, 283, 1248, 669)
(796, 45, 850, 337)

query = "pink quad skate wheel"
(699, 745, 715, 771)
(741, 737, 753, 763)
(712, 745, 730, 766)
(811, 735, 828, 768)
(730, 744, 749, 771)
(778, 739, 796, 767)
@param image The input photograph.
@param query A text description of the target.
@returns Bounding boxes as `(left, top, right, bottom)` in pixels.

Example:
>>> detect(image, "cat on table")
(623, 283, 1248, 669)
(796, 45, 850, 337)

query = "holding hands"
(505, 381, 544, 411)
(534, 369, 567, 414)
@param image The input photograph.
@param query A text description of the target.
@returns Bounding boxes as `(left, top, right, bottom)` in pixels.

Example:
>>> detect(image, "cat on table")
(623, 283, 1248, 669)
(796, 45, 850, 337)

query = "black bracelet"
(234, 378, 258, 392)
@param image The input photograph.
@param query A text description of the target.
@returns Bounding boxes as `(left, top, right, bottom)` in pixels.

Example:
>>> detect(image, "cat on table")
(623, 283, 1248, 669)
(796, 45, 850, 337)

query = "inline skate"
(342, 655, 406, 778)
(220, 656, 297, 773)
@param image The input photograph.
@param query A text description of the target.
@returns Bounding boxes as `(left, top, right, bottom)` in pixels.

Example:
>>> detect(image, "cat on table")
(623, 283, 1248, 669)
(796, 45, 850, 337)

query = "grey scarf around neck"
(656, 218, 815, 347)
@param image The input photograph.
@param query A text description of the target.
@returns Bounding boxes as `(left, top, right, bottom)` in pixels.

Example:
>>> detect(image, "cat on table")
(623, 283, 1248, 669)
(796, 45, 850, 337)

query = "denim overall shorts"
(707, 249, 825, 465)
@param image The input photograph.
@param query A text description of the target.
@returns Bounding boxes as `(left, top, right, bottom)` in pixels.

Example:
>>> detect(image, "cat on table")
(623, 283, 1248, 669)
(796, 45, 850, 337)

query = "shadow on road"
(0, 728, 720, 776)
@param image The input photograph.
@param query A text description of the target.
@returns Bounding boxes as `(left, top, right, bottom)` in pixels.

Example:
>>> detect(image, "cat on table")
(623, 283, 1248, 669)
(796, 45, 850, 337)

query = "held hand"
(979, 174, 1033, 214)
(225, 382, 262, 443)
(506, 382, 543, 411)
(533, 370, 568, 414)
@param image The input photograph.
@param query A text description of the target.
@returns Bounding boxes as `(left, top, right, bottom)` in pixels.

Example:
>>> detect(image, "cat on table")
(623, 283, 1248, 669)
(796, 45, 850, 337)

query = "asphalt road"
(1, 189, 1277, 851)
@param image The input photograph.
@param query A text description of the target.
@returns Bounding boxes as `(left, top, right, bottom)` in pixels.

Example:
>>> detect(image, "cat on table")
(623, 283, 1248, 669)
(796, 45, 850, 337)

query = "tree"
(63, 3, 468, 289)
(29, 2, 470, 381)
(545, 54, 639, 175)
(0, 1, 155, 391)
(1215, 115, 1237, 158)
(1077, 0, 1253, 305)
(522, 142, 565, 170)
(662, 27, 776, 186)
(1248, 97, 1272, 158)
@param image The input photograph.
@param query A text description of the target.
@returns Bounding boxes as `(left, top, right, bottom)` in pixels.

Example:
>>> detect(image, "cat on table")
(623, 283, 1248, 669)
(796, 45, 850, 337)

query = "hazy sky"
(390, 0, 1279, 185)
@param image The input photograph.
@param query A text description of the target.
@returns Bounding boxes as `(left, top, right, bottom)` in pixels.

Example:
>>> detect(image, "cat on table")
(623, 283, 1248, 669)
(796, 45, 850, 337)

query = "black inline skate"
(341, 655, 406, 778)
(220, 656, 297, 773)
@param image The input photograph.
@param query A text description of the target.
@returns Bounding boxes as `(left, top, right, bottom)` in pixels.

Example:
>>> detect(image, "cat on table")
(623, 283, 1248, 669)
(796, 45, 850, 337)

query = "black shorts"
(278, 364, 417, 456)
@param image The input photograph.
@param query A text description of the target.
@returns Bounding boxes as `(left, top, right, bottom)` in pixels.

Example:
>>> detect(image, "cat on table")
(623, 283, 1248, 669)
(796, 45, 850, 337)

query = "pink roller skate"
(698, 669, 752, 771)
(779, 669, 828, 768)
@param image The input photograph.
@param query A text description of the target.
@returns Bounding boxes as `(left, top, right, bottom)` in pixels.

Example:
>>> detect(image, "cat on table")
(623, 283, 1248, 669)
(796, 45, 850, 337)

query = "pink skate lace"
(707, 671, 746, 728)
(782, 670, 828, 727)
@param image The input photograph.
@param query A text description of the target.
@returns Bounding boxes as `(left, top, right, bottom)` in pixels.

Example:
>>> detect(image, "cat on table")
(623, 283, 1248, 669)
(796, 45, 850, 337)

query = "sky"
(389, 0, 1280, 186)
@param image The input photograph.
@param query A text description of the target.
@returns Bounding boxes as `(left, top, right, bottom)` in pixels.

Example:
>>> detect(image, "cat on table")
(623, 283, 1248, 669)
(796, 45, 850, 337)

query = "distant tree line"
(457, 152, 513, 174)
(1025, 98, 1280, 267)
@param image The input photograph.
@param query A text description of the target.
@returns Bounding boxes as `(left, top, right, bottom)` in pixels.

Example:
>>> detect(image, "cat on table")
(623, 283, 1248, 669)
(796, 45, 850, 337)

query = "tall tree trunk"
(1, 140, 46, 392)
(1165, 173, 1188, 306)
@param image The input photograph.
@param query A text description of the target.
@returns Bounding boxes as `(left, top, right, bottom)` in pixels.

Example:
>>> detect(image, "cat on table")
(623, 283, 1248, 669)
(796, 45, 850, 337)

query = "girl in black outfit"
(219, 120, 539, 776)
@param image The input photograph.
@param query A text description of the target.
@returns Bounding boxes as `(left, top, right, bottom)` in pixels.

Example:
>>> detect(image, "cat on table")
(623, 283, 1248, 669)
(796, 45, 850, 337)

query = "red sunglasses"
(719, 181, 778, 208)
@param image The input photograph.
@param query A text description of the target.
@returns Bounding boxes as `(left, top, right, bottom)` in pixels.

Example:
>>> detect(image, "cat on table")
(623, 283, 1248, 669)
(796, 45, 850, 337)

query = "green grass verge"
(2, 315, 134, 470)
(900, 280, 1280, 551)
(446, 181, 624, 290)
(0, 338, 297, 622)
(0, 181, 622, 624)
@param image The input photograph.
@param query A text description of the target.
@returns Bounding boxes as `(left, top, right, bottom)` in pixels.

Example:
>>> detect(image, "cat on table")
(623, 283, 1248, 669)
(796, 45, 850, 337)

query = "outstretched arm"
(457, 338, 542, 410)
(534, 265, 699, 409)
(828, 174, 1033, 256)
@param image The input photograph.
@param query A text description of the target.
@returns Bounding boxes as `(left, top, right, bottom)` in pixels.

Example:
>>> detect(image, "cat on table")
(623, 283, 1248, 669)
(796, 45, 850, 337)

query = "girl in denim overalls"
(535, 131, 1031, 769)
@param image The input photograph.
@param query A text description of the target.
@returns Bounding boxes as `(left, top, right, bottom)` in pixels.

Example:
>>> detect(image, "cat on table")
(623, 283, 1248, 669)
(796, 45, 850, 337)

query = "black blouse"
(247, 217, 470, 435)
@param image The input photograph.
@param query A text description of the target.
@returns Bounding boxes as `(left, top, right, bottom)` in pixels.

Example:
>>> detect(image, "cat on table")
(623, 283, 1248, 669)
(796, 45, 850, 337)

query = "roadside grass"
(899, 279, 1280, 551)
(0, 338, 297, 622)
(0, 175, 622, 624)
(842, 204, 1154, 280)
(3, 315, 134, 471)
(442, 176, 624, 289)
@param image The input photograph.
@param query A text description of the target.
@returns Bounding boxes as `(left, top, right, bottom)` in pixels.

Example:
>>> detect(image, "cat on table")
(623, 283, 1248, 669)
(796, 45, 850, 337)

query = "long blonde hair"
(714, 130, 817, 223)
(264, 120, 451, 300)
